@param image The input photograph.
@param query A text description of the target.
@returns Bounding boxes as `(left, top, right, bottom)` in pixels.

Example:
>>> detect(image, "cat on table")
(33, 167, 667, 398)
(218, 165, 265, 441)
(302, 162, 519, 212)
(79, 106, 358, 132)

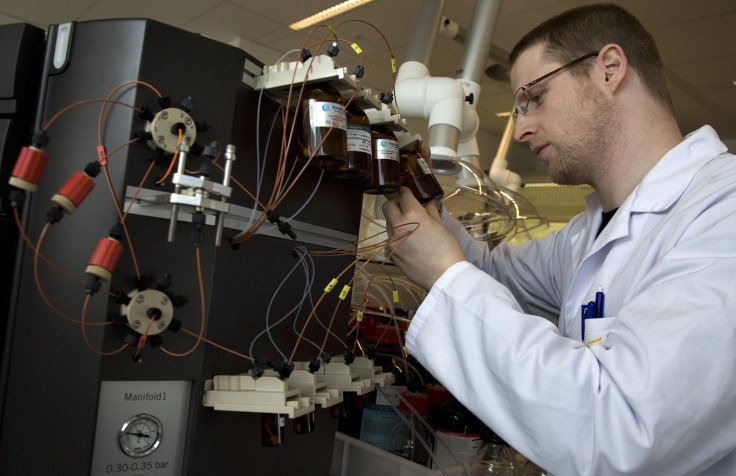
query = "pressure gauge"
(119, 413, 163, 457)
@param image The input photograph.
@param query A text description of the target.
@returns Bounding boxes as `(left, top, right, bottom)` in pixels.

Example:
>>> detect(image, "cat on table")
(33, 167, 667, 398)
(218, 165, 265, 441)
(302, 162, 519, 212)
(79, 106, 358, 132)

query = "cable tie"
(324, 278, 338, 293)
(97, 145, 108, 166)
(136, 335, 148, 350)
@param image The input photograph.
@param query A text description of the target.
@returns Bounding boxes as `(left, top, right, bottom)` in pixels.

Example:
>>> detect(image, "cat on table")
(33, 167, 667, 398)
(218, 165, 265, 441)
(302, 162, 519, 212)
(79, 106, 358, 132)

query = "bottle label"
(417, 157, 432, 175)
(308, 101, 347, 130)
(375, 139, 399, 162)
(347, 125, 372, 154)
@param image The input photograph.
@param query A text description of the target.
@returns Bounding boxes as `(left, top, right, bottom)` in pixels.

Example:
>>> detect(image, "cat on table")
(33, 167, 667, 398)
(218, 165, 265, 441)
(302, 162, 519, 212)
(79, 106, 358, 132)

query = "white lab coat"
(405, 126, 736, 476)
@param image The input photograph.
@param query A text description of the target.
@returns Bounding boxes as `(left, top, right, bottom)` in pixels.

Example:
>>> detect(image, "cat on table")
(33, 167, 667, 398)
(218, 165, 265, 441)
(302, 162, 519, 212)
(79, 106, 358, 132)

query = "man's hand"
(382, 186, 466, 290)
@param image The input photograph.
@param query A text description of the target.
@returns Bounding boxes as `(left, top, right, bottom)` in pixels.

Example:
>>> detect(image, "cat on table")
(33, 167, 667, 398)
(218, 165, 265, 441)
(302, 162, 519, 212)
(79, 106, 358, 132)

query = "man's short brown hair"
(509, 3, 674, 114)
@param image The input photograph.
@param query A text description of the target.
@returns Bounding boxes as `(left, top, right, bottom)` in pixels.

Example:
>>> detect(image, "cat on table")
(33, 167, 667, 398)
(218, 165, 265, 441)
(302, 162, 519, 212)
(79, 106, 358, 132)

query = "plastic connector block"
(203, 374, 314, 418)
(347, 87, 383, 112)
(309, 358, 374, 396)
(255, 54, 360, 101)
(348, 356, 395, 387)
(285, 366, 343, 409)
(255, 365, 343, 410)
(395, 132, 423, 152)
(363, 103, 408, 132)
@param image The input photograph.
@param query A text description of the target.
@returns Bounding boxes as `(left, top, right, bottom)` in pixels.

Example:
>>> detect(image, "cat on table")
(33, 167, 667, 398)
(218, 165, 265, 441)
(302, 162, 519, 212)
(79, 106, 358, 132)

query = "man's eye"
(529, 91, 545, 106)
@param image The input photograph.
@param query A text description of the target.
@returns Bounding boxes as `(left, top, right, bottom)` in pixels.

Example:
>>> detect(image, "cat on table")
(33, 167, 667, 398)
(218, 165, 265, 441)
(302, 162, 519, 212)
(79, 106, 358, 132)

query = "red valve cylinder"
(86, 237, 123, 281)
(52, 171, 95, 214)
(9, 146, 48, 192)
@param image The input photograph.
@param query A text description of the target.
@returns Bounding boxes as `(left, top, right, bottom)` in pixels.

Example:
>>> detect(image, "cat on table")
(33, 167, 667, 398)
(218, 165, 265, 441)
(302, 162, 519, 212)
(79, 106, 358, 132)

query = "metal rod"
(214, 144, 236, 246)
(404, 0, 446, 65)
(456, 0, 503, 84)
(167, 143, 190, 242)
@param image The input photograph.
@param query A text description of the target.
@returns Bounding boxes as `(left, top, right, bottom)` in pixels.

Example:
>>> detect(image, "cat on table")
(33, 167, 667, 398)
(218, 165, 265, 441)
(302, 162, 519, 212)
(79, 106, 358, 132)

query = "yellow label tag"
(393, 290, 399, 303)
(326, 26, 337, 35)
(391, 57, 397, 73)
(351, 43, 362, 54)
(339, 285, 351, 300)
(356, 310, 364, 322)
(324, 278, 338, 292)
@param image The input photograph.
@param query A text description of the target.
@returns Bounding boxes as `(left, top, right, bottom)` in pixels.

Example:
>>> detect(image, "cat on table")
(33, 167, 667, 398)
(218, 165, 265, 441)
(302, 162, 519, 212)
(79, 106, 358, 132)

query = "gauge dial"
(119, 413, 163, 457)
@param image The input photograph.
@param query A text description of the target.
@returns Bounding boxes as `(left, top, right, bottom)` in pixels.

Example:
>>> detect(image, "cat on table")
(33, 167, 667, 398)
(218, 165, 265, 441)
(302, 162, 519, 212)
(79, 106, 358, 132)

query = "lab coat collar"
(585, 125, 727, 217)
(630, 125, 727, 213)
(579, 126, 727, 249)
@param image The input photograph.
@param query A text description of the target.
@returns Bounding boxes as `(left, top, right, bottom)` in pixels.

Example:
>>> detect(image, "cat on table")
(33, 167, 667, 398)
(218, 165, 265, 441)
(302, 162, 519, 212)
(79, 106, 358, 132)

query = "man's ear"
(597, 43, 627, 93)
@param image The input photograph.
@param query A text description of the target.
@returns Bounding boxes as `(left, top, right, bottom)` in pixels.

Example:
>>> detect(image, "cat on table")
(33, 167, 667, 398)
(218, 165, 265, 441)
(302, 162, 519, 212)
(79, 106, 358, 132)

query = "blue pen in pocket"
(595, 287, 605, 318)
(581, 301, 595, 340)
(582, 287, 606, 342)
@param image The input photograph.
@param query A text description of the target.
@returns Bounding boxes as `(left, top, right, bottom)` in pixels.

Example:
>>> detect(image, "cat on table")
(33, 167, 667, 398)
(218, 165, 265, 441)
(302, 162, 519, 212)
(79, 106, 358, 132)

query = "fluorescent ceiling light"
(494, 111, 512, 118)
(289, 0, 374, 31)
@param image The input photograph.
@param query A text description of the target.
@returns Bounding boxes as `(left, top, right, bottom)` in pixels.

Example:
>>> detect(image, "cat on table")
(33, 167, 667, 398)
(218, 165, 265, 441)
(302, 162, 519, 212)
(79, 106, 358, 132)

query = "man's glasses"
(512, 52, 598, 121)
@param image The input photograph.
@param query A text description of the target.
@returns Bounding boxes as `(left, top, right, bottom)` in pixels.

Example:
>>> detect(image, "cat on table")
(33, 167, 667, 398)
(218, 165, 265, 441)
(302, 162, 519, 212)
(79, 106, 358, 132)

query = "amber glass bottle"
(292, 412, 315, 434)
(333, 104, 372, 179)
(400, 149, 444, 204)
(260, 413, 285, 446)
(363, 126, 399, 194)
(301, 83, 347, 170)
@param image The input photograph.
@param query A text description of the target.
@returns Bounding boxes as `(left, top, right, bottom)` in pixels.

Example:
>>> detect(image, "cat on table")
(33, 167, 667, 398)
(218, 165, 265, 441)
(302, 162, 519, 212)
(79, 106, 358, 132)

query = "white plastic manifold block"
(311, 360, 374, 395)
(254, 366, 344, 409)
(349, 87, 383, 111)
(363, 104, 408, 132)
(255, 54, 360, 98)
(203, 374, 314, 418)
(288, 369, 343, 408)
(349, 356, 395, 387)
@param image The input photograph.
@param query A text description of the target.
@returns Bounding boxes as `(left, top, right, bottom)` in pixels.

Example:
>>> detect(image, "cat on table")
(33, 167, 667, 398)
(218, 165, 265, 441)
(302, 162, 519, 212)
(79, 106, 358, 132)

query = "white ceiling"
(1, 0, 734, 182)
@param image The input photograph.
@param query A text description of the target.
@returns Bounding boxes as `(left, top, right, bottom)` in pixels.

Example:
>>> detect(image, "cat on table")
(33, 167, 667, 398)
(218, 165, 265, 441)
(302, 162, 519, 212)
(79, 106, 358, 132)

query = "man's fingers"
(424, 199, 441, 220)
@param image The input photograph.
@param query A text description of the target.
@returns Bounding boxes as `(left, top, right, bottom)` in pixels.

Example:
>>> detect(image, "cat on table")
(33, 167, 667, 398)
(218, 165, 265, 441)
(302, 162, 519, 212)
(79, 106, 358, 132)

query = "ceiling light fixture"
(289, 0, 374, 31)
(494, 111, 512, 118)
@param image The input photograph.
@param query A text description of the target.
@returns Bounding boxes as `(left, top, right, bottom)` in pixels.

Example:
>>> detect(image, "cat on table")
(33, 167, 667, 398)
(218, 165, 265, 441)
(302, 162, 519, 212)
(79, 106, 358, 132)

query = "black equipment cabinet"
(1, 19, 363, 476)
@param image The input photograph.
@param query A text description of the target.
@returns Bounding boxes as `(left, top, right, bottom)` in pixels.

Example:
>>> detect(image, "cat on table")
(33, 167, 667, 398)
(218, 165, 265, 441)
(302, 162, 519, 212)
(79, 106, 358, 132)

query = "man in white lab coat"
(382, 4, 736, 476)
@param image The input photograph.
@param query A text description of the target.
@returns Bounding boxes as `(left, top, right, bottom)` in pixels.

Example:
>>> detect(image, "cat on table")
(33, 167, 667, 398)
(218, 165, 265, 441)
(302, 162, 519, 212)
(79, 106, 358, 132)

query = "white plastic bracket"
(203, 374, 314, 418)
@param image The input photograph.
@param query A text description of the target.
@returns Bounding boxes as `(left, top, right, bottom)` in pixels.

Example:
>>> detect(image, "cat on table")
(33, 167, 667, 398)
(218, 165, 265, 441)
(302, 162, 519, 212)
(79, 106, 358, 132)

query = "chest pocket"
(583, 316, 616, 346)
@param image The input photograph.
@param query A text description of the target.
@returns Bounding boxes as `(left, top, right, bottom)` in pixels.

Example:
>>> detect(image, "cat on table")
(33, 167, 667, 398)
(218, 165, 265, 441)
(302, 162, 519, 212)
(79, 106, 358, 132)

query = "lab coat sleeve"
(441, 209, 565, 319)
(440, 209, 493, 264)
(406, 196, 736, 475)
